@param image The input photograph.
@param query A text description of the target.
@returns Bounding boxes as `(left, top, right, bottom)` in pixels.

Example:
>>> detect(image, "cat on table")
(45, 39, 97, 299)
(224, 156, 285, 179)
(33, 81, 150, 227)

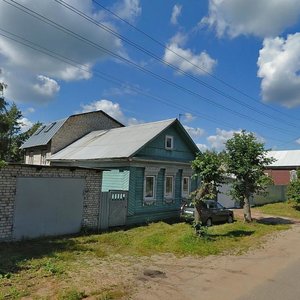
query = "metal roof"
(20, 118, 67, 149)
(267, 150, 300, 167)
(50, 119, 181, 161)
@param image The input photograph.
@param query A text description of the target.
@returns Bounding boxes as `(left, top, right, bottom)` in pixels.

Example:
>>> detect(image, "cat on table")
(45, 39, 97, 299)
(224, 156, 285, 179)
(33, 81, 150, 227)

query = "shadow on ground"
(0, 237, 84, 276)
(256, 217, 295, 225)
(209, 230, 254, 239)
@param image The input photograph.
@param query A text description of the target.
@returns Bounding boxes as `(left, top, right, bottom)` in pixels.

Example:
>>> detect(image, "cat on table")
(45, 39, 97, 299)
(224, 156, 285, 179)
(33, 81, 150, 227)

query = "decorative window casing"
(182, 176, 190, 198)
(164, 176, 174, 199)
(143, 167, 160, 205)
(165, 135, 174, 150)
(290, 170, 298, 182)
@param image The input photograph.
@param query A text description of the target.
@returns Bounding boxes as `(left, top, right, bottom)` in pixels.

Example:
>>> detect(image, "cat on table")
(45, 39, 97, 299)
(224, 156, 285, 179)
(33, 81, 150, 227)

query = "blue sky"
(1, 0, 300, 151)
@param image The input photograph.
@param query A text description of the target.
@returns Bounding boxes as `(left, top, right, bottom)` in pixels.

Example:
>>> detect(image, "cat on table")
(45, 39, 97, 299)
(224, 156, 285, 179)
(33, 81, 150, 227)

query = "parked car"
(182, 200, 234, 226)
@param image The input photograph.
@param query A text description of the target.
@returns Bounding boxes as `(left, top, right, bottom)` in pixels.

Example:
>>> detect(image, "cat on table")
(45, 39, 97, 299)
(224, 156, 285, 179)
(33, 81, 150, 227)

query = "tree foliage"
(287, 169, 300, 203)
(0, 82, 40, 162)
(191, 150, 226, 223)
(225, 131, 275, 222)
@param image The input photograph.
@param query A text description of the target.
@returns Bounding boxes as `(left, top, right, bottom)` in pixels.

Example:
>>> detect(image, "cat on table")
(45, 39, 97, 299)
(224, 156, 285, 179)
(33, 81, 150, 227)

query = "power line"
(92, 0, 300, 123)
(0, 27, 293, 145)
(2, 0, 299, 136)
(53, 0, 300, 129)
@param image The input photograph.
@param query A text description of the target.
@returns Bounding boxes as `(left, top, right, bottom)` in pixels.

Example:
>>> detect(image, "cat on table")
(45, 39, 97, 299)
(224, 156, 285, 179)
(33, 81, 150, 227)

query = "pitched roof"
(20, 110, 124, 149)
(50, 119, 198, 161)
(267, 150, 300, 167)
(20, 118, 67, 149)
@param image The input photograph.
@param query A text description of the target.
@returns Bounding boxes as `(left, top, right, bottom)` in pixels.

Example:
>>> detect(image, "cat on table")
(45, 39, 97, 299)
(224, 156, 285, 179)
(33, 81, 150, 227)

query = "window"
(290, 170, 297, 182)
(165, 135, 174, 150)
(144, 176, 155, 200)
(44, 122, 56, 132)
(164, 176, 174, 198)
(34, 125, 46, 135)
(40, 150, 47, 165)
(182, 177, 190, 197)
(28, 151, 34, 164)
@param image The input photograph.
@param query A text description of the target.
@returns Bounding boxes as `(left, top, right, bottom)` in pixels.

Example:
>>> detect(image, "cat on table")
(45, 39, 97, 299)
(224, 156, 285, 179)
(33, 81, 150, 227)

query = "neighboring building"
(50, 118, 199, 227)
(21, 110, 124, 165)
(265, 150, 300, 185)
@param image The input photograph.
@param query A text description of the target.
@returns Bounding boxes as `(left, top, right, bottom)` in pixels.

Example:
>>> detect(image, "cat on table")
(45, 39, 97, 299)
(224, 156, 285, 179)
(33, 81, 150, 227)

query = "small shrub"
(287, 179, 300, 203)
(58, 289, 86, 300)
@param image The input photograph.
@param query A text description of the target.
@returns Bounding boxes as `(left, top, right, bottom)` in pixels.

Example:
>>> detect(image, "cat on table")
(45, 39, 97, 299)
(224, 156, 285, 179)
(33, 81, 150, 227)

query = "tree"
(225, 131, 275, 222)
(287, 169, 300, 203)
(191, 150, 226, 223)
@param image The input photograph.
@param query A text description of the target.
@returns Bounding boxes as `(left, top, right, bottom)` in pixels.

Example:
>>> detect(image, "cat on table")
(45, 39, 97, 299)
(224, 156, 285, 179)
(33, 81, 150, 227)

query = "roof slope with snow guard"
(51, 119, 197, 161)
(267, 150, 300, 167)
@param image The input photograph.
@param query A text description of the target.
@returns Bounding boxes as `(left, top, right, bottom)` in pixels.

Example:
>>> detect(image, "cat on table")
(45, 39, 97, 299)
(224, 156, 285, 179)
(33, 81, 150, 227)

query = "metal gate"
(108, 190, 128, 227)
(13, 177, 85, 240)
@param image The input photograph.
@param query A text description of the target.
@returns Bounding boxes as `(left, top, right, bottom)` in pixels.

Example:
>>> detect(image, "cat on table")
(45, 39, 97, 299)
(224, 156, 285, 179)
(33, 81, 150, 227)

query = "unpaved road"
(133, 222, 300, 300)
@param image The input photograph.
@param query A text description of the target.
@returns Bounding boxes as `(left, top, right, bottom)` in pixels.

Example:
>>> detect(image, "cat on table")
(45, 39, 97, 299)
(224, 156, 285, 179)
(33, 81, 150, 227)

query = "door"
(108, 190, 128, 227)
(13, 177, 85, 240)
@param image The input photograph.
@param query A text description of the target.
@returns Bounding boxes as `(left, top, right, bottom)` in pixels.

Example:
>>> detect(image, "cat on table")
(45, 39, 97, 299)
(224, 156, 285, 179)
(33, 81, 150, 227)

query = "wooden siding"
(135, 126, 196, 162)
(126, 166, 184, 225)
(101, 169, 129, 192)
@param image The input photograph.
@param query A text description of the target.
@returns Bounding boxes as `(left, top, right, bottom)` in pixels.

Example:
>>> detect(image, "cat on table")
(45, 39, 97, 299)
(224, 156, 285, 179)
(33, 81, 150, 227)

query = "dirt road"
(133, 222, 300, 300)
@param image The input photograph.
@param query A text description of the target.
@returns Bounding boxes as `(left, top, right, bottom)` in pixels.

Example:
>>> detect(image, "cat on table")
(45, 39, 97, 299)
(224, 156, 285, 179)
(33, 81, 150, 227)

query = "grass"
(0, 220, 289, 299)
(255, 201, 300, 220)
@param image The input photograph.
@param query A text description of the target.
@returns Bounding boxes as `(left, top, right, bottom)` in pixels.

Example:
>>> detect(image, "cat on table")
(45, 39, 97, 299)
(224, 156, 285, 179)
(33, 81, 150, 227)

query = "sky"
(1, 0, 300, 151)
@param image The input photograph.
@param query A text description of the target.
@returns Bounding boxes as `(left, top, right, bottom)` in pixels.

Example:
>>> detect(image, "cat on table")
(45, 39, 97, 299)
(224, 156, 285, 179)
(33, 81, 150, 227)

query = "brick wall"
(0, 164, 102, 241)
(51, 111, 123, 154)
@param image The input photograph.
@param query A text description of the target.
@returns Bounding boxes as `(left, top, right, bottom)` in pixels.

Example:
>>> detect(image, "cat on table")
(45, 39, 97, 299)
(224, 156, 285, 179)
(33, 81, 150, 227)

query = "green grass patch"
(0, 220, 290, 299)
(256, 201, 300, 219)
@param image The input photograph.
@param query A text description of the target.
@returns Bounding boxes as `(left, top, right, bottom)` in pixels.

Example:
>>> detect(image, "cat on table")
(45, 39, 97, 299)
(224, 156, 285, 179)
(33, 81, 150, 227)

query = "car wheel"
(227, 215, 233, 223)
(206, 218, 212, 227)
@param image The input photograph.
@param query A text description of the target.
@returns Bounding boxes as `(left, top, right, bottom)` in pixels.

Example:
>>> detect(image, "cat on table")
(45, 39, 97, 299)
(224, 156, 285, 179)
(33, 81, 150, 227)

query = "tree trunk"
(243, 196, 252, 222)
(195, 203, 202, 224)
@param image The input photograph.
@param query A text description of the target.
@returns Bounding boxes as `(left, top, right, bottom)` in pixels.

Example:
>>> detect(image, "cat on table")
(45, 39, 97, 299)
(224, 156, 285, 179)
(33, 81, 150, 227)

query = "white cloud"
(80, 99, 140, 125)
(182, 112, 196, 123)
(201, 0, 300, 38)
(207, 128, 241, 150)
(103, 83, 139, 97)
(163, 34, 217, 75)
(0, 0, 125, 103)
(19, 117, 33, 132)
(171, 4, 182, 25)
(184, 125, 205, 138)
(197, 143, 208, 152)
(296, 138, 300, 144)
(112, 0, 141, 22)
(33, 75, 60, 97)
(257, 33, 300, 108)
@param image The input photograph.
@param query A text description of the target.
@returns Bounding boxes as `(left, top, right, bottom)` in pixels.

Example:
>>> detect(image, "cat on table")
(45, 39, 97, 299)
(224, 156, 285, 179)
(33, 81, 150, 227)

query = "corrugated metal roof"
(267, 150, 300, 167)
(20, 118, 67, 149)
(50, 119, 177, 161)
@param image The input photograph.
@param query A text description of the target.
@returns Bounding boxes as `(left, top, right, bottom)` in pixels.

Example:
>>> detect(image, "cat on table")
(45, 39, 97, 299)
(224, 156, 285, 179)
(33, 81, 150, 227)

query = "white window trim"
(144, 175, 156, 201)
(28, 151, 34, 164)
(165, 135, 174, 150)
(182, 176, 190, 198)
(164, 175, 174, 199)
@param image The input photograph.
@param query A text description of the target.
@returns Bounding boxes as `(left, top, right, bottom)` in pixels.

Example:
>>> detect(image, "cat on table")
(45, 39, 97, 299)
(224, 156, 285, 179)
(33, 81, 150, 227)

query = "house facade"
(50, 119, 199, 227)
(21, 110, 124, 165)
(266, 150, 300, 185)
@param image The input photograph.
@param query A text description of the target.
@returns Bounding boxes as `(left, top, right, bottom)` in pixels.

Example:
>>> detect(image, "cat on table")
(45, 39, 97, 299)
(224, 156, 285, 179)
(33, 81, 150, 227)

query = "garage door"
(13, 177, 85, 240)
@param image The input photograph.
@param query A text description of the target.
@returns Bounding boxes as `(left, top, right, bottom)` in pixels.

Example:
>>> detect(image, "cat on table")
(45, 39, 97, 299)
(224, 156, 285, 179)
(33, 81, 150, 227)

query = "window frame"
(40, 150, 47, 165)
(165, 135, 174, 150)
(164, 175, 174, 199)
(28, 151, 34, 164)
(181, 176, 190, 198)
(144, 175, 156, 201)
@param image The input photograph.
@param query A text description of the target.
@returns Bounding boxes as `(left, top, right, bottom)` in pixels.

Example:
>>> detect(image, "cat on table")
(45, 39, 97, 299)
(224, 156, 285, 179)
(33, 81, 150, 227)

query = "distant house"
(265, 150, 300, 185)
(50, 118, 199, 227)
(21, 110, 124, 165)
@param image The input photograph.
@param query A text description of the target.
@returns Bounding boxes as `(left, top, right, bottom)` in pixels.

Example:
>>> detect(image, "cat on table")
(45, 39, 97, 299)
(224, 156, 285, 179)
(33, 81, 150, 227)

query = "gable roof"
(20, 110, 124, 149)
(267, 150, 300, 167)
(50, 119, 198, 162)
(20, 118, 67, 149)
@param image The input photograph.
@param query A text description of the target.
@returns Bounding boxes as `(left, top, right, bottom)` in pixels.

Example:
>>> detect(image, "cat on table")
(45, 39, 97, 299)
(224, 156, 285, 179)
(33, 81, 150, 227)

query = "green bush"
(0, 160, 6, 168)
(287, 175, 300, 203)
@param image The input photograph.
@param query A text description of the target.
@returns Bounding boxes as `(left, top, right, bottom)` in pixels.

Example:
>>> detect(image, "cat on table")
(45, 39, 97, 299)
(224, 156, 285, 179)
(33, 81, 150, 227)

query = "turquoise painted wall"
(136, 125, 196, 162)
(102, 169, 129, 192)
(126, 167, 190, 225)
